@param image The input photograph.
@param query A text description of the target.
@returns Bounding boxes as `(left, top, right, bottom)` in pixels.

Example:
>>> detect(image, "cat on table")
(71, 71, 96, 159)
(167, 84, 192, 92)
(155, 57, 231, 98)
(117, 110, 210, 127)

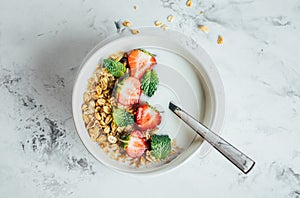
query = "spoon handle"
(169, 102, 255, 174)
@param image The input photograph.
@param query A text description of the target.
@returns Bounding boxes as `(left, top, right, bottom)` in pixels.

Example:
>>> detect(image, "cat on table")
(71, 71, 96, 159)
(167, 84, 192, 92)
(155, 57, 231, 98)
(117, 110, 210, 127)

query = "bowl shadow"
(26, 34, 111, 162)
(32, 36, 104, 124)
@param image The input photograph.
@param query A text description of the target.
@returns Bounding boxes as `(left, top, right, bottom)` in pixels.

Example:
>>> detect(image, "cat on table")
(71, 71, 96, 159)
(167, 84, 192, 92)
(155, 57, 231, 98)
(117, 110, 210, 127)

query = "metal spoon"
(169, 102, 255, 174)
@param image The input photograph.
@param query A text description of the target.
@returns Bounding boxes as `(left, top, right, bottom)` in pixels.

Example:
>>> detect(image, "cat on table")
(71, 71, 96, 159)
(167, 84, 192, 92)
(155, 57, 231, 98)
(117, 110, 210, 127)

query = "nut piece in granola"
(103, 105, 111, 114)
(95, 112, 101, 120)
(109, 51, 124, 61)
(108, 135, 117, 144)
(88, 127, 100, 141)
(96, 135, 107, 143)
(97, 98, 106, 106)
(103, 126, 110, 134)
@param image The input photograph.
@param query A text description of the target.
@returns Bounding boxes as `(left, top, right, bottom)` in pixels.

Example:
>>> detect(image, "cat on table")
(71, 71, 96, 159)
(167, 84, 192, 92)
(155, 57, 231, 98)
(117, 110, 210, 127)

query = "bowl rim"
(72, 27, 225, 176)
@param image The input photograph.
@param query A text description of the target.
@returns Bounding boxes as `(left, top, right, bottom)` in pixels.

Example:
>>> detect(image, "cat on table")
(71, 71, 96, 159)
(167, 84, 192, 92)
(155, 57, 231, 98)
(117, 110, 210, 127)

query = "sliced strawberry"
(135, 104, 162, 131)
(124, 130, 148, 158)
(117, 77, 141, 106)
(128, 49, 157, 80)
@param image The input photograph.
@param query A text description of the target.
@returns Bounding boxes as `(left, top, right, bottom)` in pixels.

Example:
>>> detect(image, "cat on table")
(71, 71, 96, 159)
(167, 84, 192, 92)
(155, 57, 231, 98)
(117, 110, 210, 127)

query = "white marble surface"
(1, 0, 300, 197)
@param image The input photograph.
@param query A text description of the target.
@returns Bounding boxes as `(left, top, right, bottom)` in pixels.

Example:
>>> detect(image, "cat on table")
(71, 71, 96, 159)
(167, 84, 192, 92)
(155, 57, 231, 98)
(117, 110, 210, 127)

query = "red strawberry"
(128, 49, 157, 80)
(122, 130, 148, 158)
(135, 104, 162, 131)
(117, 76, 141, 106)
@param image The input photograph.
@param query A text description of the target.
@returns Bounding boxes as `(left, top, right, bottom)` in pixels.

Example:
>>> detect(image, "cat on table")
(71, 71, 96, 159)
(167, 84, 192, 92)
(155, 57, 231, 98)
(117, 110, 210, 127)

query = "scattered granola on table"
(161, 25, 168, 31)
(154, 20, 163, 27)
(199, 25, 209, 33)
(217, 35, 224, 45)
(130, 29, 139, 35)
(186, 0, 192, 7)
(122, 20, 131, 27)
(167, 15, 174, 22)
(82, 49, 181, 168)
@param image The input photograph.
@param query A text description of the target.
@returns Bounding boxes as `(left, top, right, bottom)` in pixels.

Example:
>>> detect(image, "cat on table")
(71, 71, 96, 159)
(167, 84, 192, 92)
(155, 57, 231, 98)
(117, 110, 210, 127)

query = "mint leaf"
(103, 59, 126, 77)
(150, 134, 171, 159)
(141, 70, 159, 97)
(112, 108, 134, 127)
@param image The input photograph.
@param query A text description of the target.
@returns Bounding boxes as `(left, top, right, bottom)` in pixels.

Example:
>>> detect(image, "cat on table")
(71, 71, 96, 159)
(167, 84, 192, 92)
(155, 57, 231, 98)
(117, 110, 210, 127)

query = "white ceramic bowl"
(72, 27, 225, 175)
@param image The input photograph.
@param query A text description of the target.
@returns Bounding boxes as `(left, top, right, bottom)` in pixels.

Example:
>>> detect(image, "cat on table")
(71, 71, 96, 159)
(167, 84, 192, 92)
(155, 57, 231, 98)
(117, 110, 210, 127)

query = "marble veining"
(0, 0, 300, 197)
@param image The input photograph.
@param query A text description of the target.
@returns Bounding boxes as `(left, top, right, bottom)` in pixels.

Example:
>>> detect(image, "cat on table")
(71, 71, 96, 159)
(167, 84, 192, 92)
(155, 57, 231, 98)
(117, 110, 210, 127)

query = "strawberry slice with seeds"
(121, 130, 148, 158)
(117, 76, 141, 106)
(135, 103, 162, 131)
(128, 49, 157, 80)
